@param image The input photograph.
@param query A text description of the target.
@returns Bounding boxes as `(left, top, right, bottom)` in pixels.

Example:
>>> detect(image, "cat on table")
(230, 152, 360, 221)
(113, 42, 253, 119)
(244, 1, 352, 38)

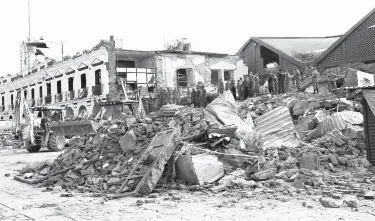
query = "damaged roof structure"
(236, 36, 340, 74)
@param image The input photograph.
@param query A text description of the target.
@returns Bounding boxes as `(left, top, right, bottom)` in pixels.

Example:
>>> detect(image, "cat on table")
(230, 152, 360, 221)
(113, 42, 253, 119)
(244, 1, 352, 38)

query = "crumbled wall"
(155, 53, 248, 88)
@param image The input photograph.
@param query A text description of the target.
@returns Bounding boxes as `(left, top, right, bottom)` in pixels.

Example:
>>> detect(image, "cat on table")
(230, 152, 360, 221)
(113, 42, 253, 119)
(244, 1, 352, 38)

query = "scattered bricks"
(60, 193, 73, 197)
(330, 192, 342, 199)
(364, 191, 375, 200)
(328, 163, 336, 172)
(136, 200, 144, 206)
(172, 195, 182, 201)
(211, 184, 227, 192)
(145, 198, 156, 204)
(285, 169, 298, 178)
(81, 165, 94, 176)
(292, 179, 304, 189)
(275, 171, 287, 179)
(314, 190, 323, 195)
(329, 154, 339, 166)
(319, 197, 343, 208)
(289, 173, 300, 182)
(360, 158, 372, 168)
(338, 157, 347, 165)
(288, 186, 297, 194)
(300, 154, 320, 170)
(251, 168, 277, 181)
(118, 130, 137, 154)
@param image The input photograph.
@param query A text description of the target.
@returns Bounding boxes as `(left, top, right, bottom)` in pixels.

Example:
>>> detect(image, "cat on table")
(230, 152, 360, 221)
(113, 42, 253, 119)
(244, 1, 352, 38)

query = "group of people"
(213, 66, 328, 100)
(159, 88, 181, 106)
(189, 85, 207, 108)
(217, 73, 261, 100)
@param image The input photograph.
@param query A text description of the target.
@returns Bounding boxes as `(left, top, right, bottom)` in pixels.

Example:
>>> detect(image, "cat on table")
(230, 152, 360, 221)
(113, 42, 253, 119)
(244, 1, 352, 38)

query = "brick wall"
(240, 41, 265, 74)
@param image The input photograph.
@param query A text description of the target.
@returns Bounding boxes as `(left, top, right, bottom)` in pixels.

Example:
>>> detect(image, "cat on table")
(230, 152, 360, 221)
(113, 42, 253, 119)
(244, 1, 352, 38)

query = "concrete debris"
(13, 91, 373, 207)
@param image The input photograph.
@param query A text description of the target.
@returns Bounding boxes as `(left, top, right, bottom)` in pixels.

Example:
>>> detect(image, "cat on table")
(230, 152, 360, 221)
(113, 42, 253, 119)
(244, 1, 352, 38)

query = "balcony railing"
(55, 93, 63, 102)
(77, 88, 88, 99)
(92, 84, 103, 96)
(45, 95, 52, 104)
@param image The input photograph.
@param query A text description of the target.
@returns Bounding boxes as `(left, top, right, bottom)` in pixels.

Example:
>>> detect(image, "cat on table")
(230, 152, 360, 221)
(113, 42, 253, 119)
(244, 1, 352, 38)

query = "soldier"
(218, 81, 224, 94)
(327, 71, 338, 92)
(253, 74, 260, 97)
(225, 80, 229, 91)
(196, 86, 202, 107)
(293, 67, 301, 91)
(311, 67, 320, 94)
(248, 72, 254, 97)
(172, 88, 178, 104)
(277, 69, 285, 94)
(148, 94, 154, 112)
(272, 73, 279, 94)
(167, 88, 172, 104)
(201, 85, 207, 108)
(191, 88, 197, 107)
(267, 73, 274, 94)
(237, 80, 241, 100)
(186, 88, 191, 105)
(230, 79, 237, 100)
(243, 76, 249, 99)
(284, 70, 291, 93)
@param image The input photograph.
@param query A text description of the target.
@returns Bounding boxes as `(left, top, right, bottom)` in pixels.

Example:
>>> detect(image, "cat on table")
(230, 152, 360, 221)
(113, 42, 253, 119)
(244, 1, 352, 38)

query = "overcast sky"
(0, 0, 374, 76)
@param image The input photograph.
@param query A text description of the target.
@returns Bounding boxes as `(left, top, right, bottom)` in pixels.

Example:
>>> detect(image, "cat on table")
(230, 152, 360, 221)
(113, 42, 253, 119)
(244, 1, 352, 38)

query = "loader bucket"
(48, 120, 96, 137)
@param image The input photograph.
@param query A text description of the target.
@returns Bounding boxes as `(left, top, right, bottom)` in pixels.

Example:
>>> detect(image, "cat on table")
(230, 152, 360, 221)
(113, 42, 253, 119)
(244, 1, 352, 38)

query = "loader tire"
(47, 133, 62, 152)
(25, 139, 41, 153)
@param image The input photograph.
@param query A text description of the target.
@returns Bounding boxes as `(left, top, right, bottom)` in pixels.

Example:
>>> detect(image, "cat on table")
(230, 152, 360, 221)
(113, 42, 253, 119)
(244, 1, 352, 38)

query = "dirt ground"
(1, 149, 375, 221)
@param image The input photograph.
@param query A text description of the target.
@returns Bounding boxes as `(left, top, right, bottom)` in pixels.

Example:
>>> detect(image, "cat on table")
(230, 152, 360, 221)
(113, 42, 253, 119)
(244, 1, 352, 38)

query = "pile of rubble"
(0, 134, 23, 150)
(14, 90, 375, 208)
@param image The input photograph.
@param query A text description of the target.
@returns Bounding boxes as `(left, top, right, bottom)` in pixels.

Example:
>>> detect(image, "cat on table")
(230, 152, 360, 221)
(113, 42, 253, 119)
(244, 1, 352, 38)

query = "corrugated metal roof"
(260, 37, 340, 61)
(331, 113, 348, 130)
(332, 111, 363, 125)
(255, 106, 300, 150)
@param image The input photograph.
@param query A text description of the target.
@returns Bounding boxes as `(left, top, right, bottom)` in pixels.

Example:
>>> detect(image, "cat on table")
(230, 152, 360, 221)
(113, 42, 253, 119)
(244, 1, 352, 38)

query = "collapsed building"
(0, 36, 248, 120)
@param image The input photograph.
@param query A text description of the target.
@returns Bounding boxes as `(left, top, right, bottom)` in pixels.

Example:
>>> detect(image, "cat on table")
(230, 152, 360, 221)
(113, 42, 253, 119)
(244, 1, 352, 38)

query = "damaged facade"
(0, 36, 247, 120)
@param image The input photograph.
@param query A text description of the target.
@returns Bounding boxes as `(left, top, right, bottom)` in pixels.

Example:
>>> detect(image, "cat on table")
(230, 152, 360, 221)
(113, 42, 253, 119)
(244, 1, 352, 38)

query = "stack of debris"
(0, 134, 23, 150)
(14, 90, 374, 207)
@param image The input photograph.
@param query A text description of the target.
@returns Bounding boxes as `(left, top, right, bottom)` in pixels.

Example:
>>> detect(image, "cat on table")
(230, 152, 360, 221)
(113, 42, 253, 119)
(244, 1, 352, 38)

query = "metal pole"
(28, 0, 31, 38)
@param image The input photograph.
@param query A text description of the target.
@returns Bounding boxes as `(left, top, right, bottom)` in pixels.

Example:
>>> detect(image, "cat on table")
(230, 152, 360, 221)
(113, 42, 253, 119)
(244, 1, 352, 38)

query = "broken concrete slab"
(250, 168, 277, 181)
(175, 153, 224, 185)
(300, 154, 320, 170)
(118, 129, 137, 154)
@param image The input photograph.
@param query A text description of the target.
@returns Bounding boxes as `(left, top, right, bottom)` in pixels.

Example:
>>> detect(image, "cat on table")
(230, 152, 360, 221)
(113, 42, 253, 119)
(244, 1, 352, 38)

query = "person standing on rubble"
(237, 80, 242, 100)
(293, 67, 301, 91)
(312, 67, 320, 94)
(201, 85, 207, 107)
(225, 80, 230, 91)
(267, 73, 274, 94)
(327, 71, 338, 92)
(218, 80, 224, 94)
(277, 69, 285, 94)
(284, 70, 291, 93)
(166, 88, 172, 104)
(172, 88, 178, 104)
(243, 76, 249, 99)
(254, 74, 260, 96)
(272, 72, 279, 94)
(196, 86, 202, 107)
(191, 88, 197, 107)
(248, 72, 254, 97)
(230, 79, 237, 100)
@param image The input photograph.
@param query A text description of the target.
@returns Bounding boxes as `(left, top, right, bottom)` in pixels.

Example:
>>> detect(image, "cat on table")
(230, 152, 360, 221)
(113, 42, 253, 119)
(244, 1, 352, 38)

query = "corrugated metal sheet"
(255, 106, 300, 150)
(331, 113, 348, 130)
(331, 111, 363, 125)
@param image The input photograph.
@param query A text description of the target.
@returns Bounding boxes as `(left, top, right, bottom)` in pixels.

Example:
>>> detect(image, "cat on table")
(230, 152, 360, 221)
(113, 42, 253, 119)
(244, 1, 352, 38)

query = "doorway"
(211, 70, 219, 85)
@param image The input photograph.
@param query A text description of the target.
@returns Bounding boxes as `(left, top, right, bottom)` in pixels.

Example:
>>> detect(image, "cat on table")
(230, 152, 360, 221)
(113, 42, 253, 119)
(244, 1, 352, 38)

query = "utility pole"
(28, 0, 31, 38)
(61, 41, 67, 60)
